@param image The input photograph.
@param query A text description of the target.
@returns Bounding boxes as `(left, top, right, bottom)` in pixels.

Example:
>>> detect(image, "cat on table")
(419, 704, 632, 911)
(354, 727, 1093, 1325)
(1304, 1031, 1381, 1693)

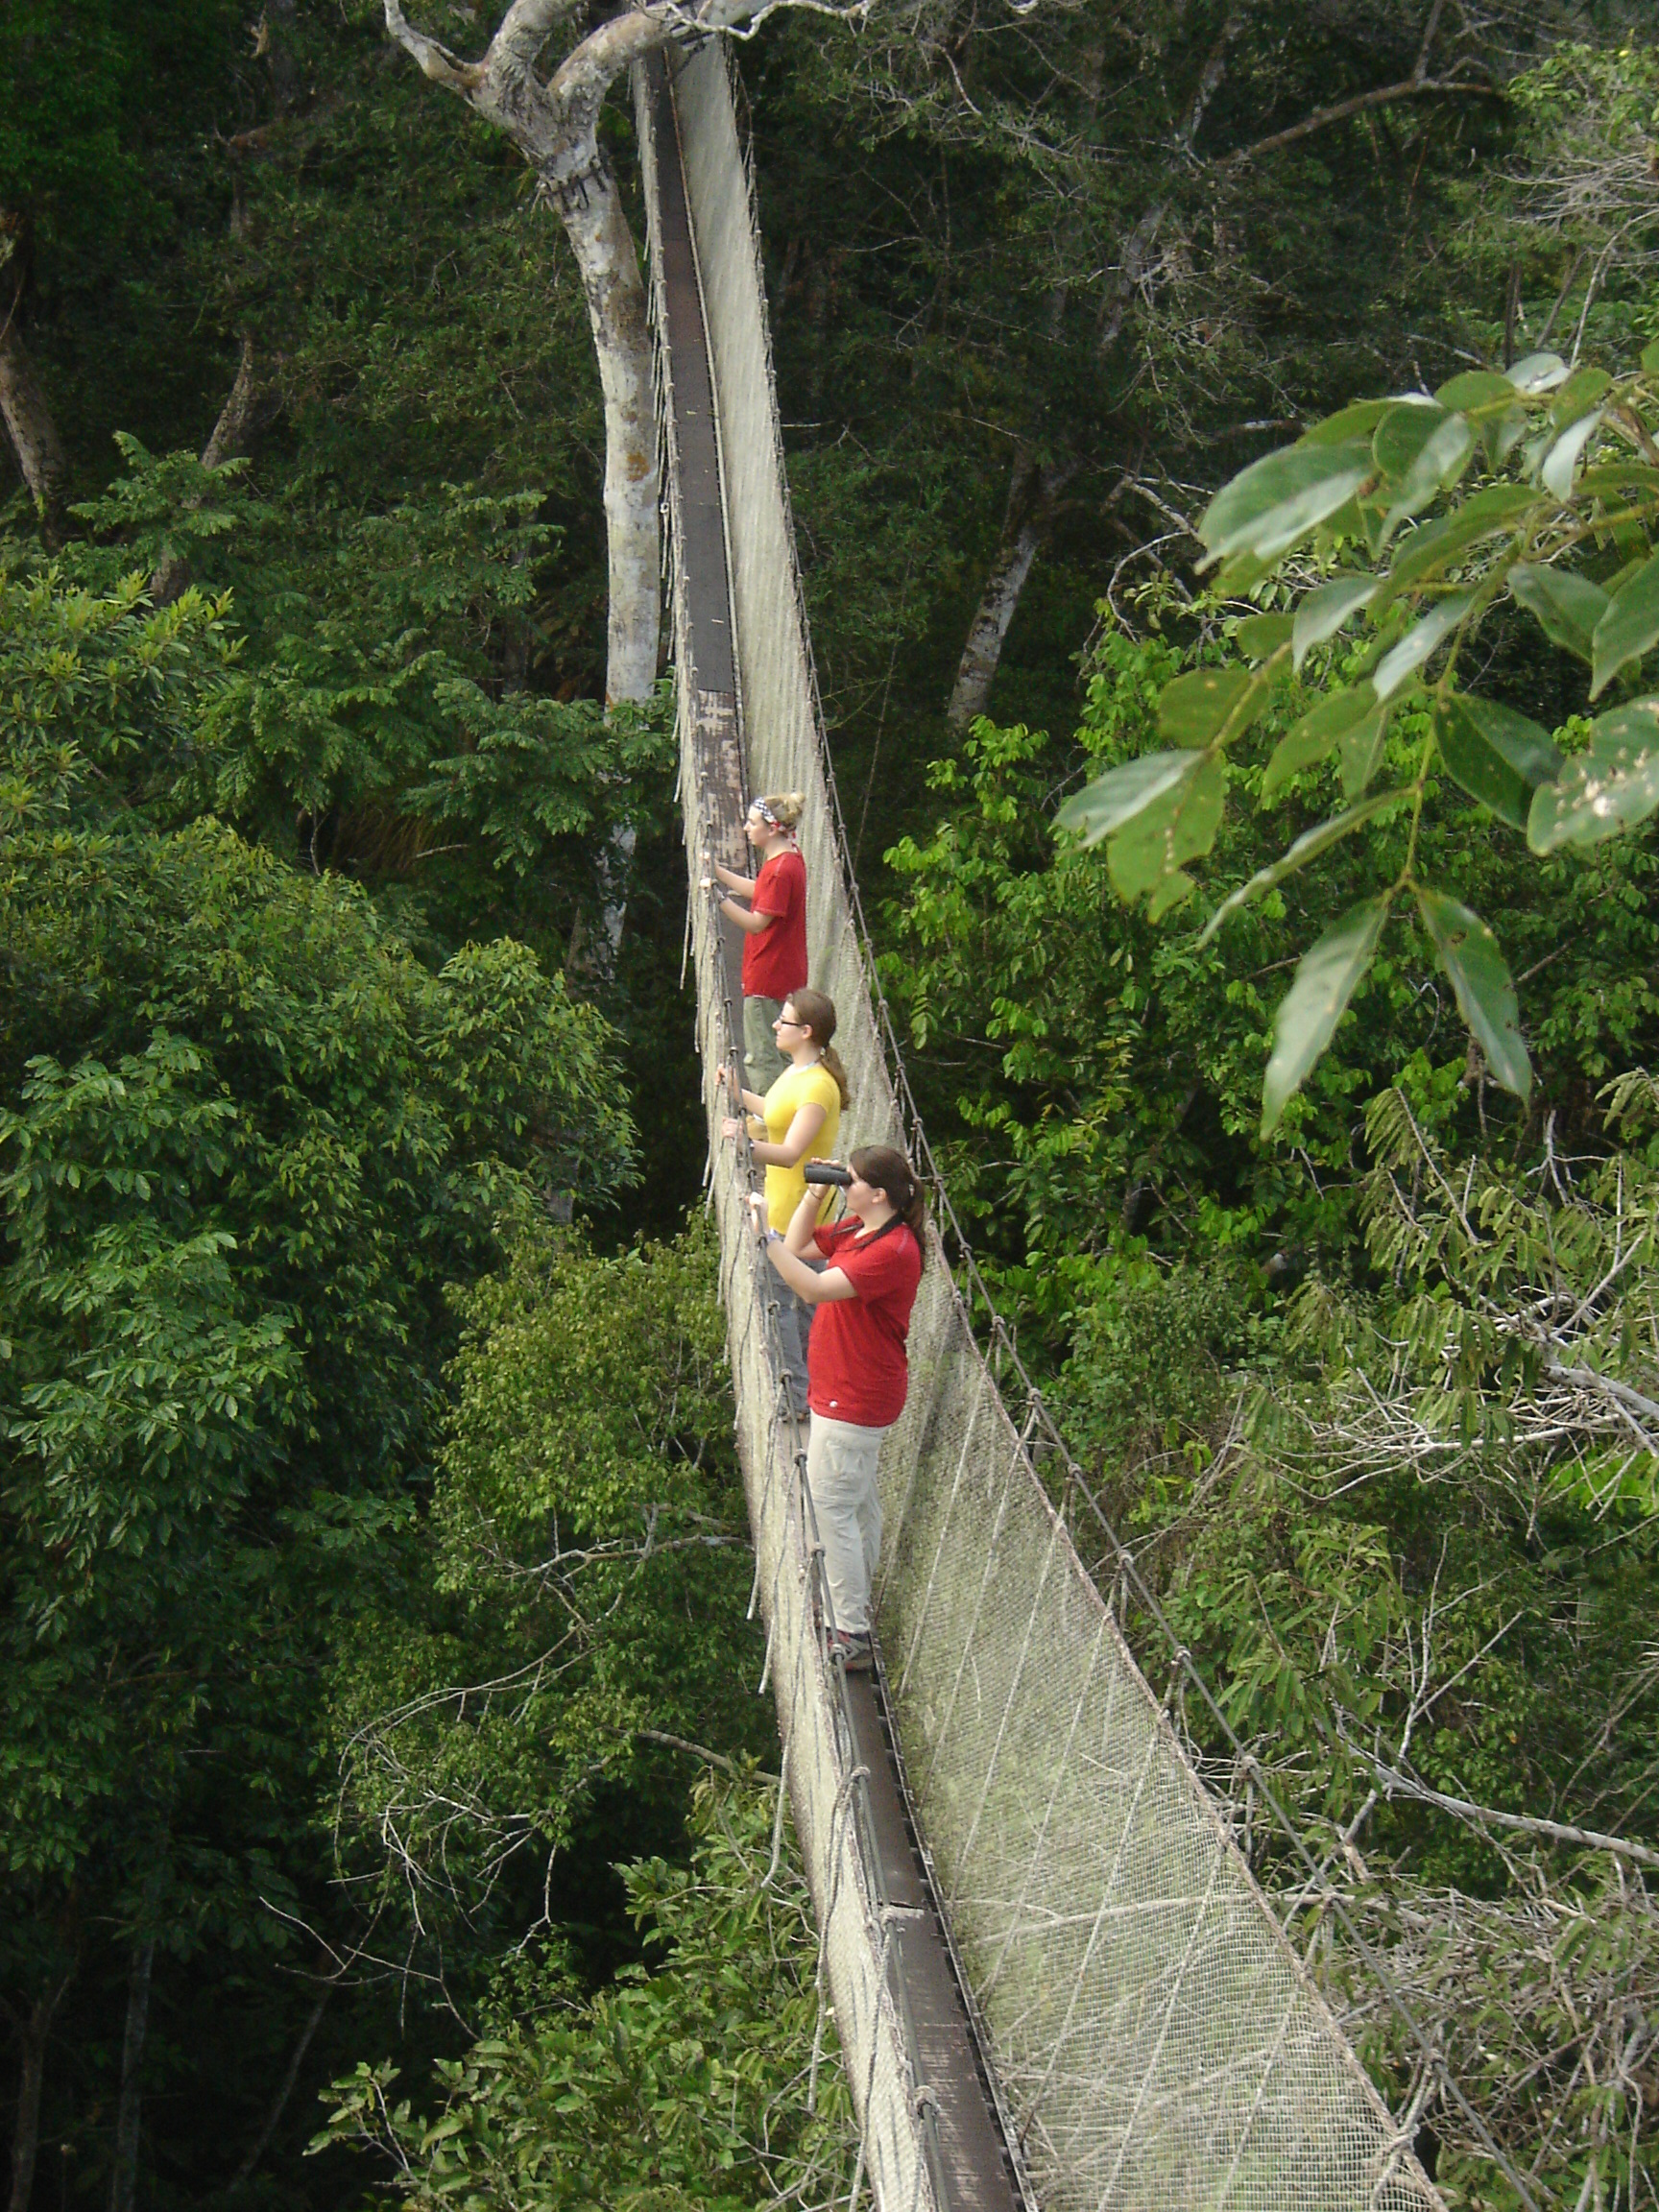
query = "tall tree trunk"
(947, 447, 1075, 730)
(541, 143, 660, 709)
(6, 1972, 72, 2212)
(108, 1937, 155, 2212)
(0, 316, 68, 553)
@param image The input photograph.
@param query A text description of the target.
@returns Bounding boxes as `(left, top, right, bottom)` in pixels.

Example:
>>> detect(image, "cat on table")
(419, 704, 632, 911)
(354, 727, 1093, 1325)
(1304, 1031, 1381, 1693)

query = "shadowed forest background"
(5, 1, 1659, 2206)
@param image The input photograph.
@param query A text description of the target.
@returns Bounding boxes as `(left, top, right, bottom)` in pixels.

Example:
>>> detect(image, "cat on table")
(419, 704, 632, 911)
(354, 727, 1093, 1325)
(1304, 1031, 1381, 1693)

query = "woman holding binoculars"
(753, 1144, 926, 1673)
(718, 989, 850, 1415)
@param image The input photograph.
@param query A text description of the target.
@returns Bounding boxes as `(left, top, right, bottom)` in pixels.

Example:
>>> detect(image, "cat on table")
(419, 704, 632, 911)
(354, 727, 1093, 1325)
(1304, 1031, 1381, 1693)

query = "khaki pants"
(806, 1411, 891, 1637)
(743, 995, 787, 1094)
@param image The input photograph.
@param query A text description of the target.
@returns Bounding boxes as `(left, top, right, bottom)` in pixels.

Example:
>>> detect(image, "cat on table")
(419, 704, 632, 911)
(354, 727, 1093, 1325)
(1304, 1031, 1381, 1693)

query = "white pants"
(806, 1411, 890, 1636)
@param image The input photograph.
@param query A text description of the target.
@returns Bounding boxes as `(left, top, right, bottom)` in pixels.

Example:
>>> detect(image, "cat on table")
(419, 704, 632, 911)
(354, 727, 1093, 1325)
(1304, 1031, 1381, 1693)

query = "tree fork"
(946, 446, 1075, 731)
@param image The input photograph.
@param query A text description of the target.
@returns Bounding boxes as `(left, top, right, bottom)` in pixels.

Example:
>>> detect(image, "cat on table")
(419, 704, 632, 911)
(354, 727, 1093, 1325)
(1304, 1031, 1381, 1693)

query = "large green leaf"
(1301, 399, 1397, 446)
(1508, 563, 1608, 661)
(1292, 575, 1375, 670)
(1056, 750, 1203, 848)
(1589, 553, 1659, 699)
(1540, 409, 1602, 502)
(1378, 485, 1537, 607)
(1108, 755, 1226, 900)
(1551, 367, 1611, 427)
(1339, 693, 1390, 798)
(1157, 665, 1264, 744)
(1416, 888, 1530, 1100)
(1237, 613, 1293, 661)
(1578, 462, 1659, 501)
(1382, 412, 1476, 540)
(1506, 351, 1569, 394)
(1262, 685, 1377, 798)
(1434, 370, 1517, 414)
(1372, 590, 1474, 698)
(1199, 788, 1404, 944)
(1261, 898, 1389, 1135)
(1528, 698, 1659, 852)
(1373, 401, 1448, 482)
(1433, 695, 1563, 830)
(1199, 443, 1375, 566)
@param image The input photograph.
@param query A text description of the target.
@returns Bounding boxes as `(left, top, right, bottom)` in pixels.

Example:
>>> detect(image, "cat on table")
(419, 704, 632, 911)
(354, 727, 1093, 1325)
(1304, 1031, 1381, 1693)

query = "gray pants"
(768, 1255, 822, 1416)
(743, 995, 787, 1094)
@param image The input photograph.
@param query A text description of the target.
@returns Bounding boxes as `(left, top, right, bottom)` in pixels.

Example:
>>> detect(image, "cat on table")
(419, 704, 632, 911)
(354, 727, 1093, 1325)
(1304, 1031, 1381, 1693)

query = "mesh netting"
(644, 40, 1443, 2212)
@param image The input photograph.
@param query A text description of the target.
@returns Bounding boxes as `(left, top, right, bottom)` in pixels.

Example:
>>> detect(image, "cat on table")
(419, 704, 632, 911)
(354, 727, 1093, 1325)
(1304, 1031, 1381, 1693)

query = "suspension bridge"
(636, 43, 1455, 2212)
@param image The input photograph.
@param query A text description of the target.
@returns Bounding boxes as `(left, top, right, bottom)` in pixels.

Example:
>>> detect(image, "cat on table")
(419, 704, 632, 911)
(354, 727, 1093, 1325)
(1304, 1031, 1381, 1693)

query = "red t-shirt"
(808, 1220, 924, 1428)
(743, 848, 807, 999)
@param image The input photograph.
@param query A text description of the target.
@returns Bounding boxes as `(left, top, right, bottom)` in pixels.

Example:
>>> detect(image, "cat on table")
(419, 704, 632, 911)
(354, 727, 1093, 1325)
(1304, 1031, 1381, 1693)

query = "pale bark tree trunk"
(541, 151, 659, 708)
(946, 446, 1076, 731)
(6, 1971, 73, 2212)
(108, 1937, 155, 2212)
(384, 1, 681, 974)
(151, 336, 263, 606)
(0, 316, 68, 553)
(383, 4, 662, 711)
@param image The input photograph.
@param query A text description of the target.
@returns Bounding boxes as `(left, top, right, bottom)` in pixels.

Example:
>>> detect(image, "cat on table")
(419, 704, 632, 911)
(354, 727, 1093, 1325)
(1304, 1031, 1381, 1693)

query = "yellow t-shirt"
(761, 1059, 842, 1230)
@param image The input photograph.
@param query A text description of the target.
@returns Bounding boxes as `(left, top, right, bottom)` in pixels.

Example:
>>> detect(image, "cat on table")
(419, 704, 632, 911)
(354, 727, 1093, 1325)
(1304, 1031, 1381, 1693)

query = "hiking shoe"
(829, 1629, 874, 1674)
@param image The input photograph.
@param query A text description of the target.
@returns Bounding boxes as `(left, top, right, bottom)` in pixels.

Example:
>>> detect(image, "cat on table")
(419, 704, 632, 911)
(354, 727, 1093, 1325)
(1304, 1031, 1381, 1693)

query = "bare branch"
(1344, 1738, 1659, 1873)
(380, 0, 483, 90)
(1219, 73, 1503, 173)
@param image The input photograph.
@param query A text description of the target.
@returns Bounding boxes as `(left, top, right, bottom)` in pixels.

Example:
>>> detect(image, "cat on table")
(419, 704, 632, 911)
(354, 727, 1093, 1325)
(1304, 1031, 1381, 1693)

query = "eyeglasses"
(773, 1015, 804, 1029)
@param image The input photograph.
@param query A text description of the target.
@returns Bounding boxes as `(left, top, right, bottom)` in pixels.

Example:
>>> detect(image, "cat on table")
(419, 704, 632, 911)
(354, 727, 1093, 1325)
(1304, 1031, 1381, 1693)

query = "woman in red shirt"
(703, 793, 807, 1092)
(755, 1144, 926, 1672)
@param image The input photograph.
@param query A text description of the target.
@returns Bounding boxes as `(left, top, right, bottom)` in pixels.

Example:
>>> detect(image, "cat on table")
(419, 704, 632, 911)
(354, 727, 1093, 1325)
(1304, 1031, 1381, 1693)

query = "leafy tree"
(318, 1772, 856, 2212)
(1060, 334, 1659, 1129)
(325, 1217, 771, 1996)
(1, 561, 635, 2206)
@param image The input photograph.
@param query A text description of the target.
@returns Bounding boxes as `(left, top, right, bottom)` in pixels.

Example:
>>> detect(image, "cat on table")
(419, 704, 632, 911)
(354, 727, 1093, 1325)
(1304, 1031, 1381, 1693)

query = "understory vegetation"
(5, 2, 1659, 2208)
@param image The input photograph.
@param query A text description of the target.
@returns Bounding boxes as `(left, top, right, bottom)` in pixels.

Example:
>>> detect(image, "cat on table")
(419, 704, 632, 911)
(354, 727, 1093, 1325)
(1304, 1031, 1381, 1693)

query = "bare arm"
(762, 1187, 858, 1304)
(723, 901, 775, 936)
(713, 858, 757, 896)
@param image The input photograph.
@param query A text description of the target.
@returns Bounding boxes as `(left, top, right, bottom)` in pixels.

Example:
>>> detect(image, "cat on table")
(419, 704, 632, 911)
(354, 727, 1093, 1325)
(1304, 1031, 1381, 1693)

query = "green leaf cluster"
(1062, 340, 1659, 1129)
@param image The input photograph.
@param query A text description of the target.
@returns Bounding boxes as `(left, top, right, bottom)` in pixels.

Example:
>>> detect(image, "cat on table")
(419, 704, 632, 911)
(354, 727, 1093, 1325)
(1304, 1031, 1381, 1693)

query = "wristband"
(766, 1228, 783, 1244)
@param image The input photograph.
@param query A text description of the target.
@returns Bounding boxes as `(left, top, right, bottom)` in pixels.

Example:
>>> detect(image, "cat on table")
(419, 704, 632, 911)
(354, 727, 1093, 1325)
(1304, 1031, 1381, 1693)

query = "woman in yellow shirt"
(719, 989, 850, 1409)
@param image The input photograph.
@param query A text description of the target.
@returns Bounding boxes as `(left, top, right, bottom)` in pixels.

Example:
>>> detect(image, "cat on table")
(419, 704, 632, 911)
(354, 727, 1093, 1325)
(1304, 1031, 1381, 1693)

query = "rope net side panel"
(656, 41, 1441, 2212)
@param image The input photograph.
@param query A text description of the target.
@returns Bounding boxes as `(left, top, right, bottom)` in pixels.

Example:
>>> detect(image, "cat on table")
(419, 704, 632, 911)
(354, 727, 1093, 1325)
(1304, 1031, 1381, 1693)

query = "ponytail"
(789, 988, 853, 1110)
(820, 1046, 852, 1112)
(849, 1144, 927, 1267)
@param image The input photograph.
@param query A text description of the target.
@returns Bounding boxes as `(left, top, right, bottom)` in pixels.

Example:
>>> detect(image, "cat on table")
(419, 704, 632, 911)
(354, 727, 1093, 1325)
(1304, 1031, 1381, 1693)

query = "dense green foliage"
(7, 1, 1659, 2207)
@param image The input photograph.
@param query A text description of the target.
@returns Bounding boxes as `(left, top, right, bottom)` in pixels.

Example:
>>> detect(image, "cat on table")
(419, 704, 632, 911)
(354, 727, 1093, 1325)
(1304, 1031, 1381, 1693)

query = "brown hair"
(786, 989, 851, 1109)
(754, 790, 805, 831)
(850, 1143, 927, 1263)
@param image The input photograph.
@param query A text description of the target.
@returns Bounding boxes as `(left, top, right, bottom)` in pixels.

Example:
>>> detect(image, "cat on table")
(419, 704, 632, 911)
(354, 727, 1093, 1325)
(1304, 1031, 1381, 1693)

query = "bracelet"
(766, 1228, 783, 1244)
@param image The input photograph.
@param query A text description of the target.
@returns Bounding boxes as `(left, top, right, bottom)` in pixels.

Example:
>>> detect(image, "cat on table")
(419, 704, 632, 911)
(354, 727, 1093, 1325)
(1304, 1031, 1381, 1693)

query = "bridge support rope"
(637, 42, 1446, 2212)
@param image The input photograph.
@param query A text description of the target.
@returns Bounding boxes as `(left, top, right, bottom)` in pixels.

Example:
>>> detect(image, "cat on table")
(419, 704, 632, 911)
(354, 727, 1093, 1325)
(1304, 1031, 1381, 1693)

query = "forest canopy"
(4, 3, 1659, 2210)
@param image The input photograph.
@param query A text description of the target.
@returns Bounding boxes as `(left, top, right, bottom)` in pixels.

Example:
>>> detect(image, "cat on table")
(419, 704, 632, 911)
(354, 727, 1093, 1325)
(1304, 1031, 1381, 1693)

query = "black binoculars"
(803, 1162, 853, 1188)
